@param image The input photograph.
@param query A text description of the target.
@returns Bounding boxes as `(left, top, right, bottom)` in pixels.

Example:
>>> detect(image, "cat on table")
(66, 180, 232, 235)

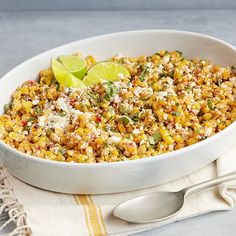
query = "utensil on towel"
(113, 171, 236, 223)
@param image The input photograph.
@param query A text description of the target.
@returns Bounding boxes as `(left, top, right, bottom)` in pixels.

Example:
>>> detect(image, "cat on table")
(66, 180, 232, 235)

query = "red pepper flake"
(21, 121, 27, 127)
(95, 114, 102, 123)
(36, 145, 42, 150)
(132, 78, 138, 85)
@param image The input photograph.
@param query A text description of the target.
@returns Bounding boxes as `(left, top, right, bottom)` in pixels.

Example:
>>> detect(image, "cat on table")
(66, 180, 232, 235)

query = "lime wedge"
(83, 62, 130, 86)
(51, 59, 86, 88)
(59, 55, 87, 79)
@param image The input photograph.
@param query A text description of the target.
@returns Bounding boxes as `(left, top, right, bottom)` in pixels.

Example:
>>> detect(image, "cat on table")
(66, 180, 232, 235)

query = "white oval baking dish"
(0, 30, 235, 194)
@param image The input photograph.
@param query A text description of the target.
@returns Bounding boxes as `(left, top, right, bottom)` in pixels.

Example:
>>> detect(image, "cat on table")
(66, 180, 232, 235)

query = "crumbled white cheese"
(32, 99, 39, 105)
(23, 131, 28, 135)
(166, 88, 175, 95)
(39, 114, 69, 129)
(134, 87, 142, 97)
(38, 116, 46, 127)
(204, 127, 213, 137)
(163, 114, 168, 120)
(162, 54, 170, 64)
(146, 62, 152, 68)
(192, 109, 199, 115)
(230, 77, 236, 87)
(132, 129, 140, 135)
(166, 77, 174, 85)
(158, 91, 168, 98)
(108, 136, 121, 144)
(112, 94, 121, 103)
(117, 73, 124, 79)
(64, 88, 70, 93)
(134, 87, 153, 97)
(57, 97, 69, 111)
(157, 64, 164, 73)
(175, 123, 182, 130)
(114, 81, 127, 88)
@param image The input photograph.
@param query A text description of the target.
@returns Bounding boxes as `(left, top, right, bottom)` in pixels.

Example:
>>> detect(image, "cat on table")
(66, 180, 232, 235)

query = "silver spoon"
(113, 171, 236, 223)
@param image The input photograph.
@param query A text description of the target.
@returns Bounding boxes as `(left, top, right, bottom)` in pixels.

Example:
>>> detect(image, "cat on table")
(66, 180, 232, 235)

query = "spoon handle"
(183, 171, 236, 198)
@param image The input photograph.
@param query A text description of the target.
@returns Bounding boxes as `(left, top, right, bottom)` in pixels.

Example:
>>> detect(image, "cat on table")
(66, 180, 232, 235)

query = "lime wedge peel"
(59, 55, 87, 80)
(51, 59, 86, 88)
(83, 61, 130, 86)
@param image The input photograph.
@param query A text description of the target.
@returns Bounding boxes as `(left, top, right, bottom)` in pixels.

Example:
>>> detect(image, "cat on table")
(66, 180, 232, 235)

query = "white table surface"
(0, 9, 236, 235)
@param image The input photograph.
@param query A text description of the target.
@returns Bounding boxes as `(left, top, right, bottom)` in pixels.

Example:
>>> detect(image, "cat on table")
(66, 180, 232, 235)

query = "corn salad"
(0, 51, 236, 163)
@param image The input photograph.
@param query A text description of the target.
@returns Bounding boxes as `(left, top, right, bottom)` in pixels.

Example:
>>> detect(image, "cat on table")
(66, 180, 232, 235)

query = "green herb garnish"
(150, 132, 162, 145)
(34, 106, 43, 115)
(58, 148, 66, 156)
(104, 81, 118, 100)
(120, 116, 132, 125)
(139, 66, 148, 82)
(185, 84, 191, 90)
(172, 111, 181, 116)
(88, 92, 98, 100)
(132, 116, 139, 122)
(159, 73, 166, 78)
(59, 111, 67, 117)
(46, 128, 53, 135)
(207, 100, 214, 110)
(231, 65, 235, 70)
(167, 71, 174, 78)
(27, 117, 37, 123)
(56, 83, 60, 91)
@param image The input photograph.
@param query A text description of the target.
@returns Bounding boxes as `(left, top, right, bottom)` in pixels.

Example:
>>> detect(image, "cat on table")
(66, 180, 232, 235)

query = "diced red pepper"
(95, 114, 102, 123)
(21, 121, 27, 127)
(36, 145, 42, 150)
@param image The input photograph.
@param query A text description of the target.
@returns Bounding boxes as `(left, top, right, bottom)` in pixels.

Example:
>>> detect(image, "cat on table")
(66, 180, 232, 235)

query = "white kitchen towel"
(1, 143, 236, 236)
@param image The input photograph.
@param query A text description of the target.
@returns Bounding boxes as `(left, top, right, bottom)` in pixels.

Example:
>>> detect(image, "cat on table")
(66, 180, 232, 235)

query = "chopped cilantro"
(172, 111, 181, 116)
(56, 83, 60, 91)
(159, 73, 166, 78)
(27, 117, 37, 123)
(132, 116, 139, 122)
(167, 71, 174, 78)
(58, 148, 66, 156)
(104, 81, 118, 100)
(185, 84, 191, 90)
(120, 116, 131, 125)
(59, 111, 67, 117)
(139, 66, 148, 82)
(231, 65, 235, 70)
(88, 92, 98, 100)
(149, 132, 162, 145)
(46, 128, 53, 135)
(207, 100, 214, 110)
(34, 106, 43, 115)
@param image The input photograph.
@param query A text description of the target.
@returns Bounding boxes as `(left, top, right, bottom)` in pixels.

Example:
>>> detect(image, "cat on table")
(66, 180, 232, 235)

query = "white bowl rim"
(0, 29, 235, 168)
